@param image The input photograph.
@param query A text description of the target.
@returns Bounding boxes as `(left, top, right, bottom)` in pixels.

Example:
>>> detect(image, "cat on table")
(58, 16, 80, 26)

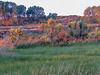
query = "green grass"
(0, 42, 100, 75)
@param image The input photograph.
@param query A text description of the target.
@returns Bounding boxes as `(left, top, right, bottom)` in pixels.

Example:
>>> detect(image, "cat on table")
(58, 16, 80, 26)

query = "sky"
(2, 0, 100, 16)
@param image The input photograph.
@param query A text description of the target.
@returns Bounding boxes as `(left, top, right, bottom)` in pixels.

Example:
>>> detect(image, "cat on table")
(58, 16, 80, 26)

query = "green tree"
(26, 6, 45, 18)
(17, 5, 26, 24)
(48, 13, 57, 19)
(26, 6, 45, 23)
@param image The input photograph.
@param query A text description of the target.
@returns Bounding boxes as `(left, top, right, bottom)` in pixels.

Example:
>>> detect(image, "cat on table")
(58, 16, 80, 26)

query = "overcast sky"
(2, 0, 100, 16)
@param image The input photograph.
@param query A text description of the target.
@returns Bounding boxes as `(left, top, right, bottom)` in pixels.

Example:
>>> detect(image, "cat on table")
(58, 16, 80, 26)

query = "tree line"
(0, 1, 57, 26)
(0, 1, 100, 26)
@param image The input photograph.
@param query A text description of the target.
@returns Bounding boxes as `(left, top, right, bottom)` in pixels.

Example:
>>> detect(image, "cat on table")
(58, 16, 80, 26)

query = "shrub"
(15, 26, 22, 38)
(58, 31, 65, 41)
(88, 33, 92, 40)
(39, 23, 48, 30)
(69, 28, 73, 36)
(57, 23, 62, 31)
(40, 36, 47, 42)
(40, 36, 51, 45)
(95, 28, 99, 39)
(15, 43, 37, 49)
(9, 27, 16, 43)
(87, 24, 91, 32)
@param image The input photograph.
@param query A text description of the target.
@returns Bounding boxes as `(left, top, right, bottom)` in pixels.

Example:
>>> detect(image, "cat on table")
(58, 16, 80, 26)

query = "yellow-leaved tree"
(88, 24, 91, 32)
(48, 18, 56, 41)
(15, 26, 22, 40)
(57, 23, 62, 32)
(9, 27, 15, 43)
(71, 21, 77, 30)
(88, 32, 92, 40)
(95, 28, 99, 39)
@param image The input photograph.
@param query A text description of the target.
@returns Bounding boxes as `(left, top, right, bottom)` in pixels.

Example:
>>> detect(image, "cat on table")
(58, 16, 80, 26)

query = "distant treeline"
(0, 1, 57, 25)
(0, 1, 100, 26)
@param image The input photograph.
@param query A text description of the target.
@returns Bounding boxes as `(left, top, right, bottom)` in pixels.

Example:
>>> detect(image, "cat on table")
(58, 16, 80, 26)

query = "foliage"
(40, 36, 47, 42)
(9, 27, 16, 43)
(78, 20, 84, 37)
(16, 5, 26, 25)
(40, 36, 51, 45)
(0, 1, 17, 25)
(69, 28, 73, 36)
(84, 6, 100, 23)
(48, 13, 57, 19)
(9, 27, 23, 43)
(48, 18, 56, 41)
(15, 43, 37, 49)
(39, 23, 48, 30)
(71, 21, 77, 30)
(57, 23, 62, 31)
(48, 18, 55, 29)
(17, 5, 26, 17)
(95, 28, 99, 39)
(26, 6, 45, 18)
(88, 32, 92, 40)
(58, 31, 66, 41)
(87, 24, 91, 32)
(15, 26, 22, 38)
(95, 28, 99, 33)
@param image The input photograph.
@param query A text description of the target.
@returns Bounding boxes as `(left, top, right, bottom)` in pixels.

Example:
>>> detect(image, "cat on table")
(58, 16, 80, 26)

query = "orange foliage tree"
(0, 2, 17, 26)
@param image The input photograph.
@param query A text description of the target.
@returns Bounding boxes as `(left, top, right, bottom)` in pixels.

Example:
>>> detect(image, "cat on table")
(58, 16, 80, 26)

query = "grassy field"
(0, 42, 100, 75)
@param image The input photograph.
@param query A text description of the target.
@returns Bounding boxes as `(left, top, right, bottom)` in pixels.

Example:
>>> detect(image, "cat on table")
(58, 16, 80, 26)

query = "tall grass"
(0, 42, 100, 75)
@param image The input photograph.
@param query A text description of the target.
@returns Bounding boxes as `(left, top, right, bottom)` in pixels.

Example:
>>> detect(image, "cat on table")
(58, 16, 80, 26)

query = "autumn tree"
(0, 1, 17, 26)
(88, 32, 92, 40)
(15, 26, 22, 39)
(84, 7, 92, 23)
(9, 27, 15, 43)
(84, 6, 100, 24)
(96, 6, 100, 23)
(91, 6, 97, 20)
(71, 21, 77, 30)
(95, 28, 99, 39)
(48, 18, 55, 41)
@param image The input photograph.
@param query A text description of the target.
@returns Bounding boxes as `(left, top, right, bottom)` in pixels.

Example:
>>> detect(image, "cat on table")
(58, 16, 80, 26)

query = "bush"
(40, 36, 52, 45)
(15, 43, 37, 49)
